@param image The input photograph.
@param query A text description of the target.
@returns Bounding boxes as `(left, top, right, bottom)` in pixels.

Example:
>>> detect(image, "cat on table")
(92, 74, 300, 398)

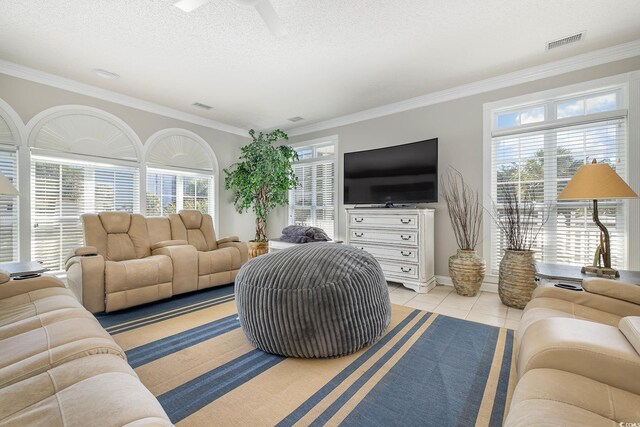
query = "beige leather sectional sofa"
(66, 210, 248, 313)
(505, 277, 640, 425)
(0, 271, 171, 426)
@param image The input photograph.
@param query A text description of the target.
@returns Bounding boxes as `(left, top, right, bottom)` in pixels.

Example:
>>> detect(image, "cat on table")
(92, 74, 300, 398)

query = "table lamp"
(557, 159, 638, 278)
(0, 171, 18, 196)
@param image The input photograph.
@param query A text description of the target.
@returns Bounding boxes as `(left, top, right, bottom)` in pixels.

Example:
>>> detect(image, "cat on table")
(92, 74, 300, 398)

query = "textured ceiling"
(1, 0, 640, 132)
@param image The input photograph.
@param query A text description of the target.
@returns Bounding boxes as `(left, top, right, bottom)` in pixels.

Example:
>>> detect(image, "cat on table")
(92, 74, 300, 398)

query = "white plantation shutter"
(0, 149, 18, 262)
(489, 89, 628, 274)
(288, 141, 337, 239)
(146, 168, 214, 218)
(31, 156, 139, 272)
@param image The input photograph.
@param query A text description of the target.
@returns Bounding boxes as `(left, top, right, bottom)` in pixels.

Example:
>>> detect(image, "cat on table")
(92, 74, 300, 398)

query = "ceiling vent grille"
(288, 116, 304, 122)
(192, 102, 213, 110)
(546, 32, 584, 50)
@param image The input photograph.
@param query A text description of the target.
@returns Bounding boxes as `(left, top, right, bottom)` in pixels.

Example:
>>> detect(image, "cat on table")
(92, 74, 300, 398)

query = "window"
(146, 169, 214, 217)
(288, 139, 337, 239)
(488, 87, 628, 274)
(31, 156, 139, 271)
(0, 149, 18, 262)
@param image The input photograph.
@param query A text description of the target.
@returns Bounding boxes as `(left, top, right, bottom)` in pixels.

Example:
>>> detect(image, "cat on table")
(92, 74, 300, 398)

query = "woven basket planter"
(248, 241, 269, 259)
(498, 249, 537, 309)
(449, 249, 485, 297)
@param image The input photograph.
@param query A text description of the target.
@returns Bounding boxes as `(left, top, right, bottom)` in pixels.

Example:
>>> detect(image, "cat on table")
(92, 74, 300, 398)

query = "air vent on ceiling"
(546, 32, 584, 50)
(288, 116, 304, 122)
(192, 102, 213, 110)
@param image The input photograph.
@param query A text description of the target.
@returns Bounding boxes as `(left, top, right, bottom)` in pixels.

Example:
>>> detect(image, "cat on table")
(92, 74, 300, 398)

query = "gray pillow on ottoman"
(235, 243, 391, 358)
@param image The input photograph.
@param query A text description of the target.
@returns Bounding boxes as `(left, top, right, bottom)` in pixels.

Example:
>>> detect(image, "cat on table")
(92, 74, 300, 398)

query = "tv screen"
(344, 138, 438, 205)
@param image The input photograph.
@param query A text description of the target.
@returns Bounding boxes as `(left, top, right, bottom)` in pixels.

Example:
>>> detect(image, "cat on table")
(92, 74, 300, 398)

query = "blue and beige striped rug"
(97, 285, 516, 427)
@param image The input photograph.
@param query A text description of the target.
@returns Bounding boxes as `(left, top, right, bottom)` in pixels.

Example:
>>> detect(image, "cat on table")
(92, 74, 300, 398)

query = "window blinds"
(0, 149, 18, 262)
(31, 156, 139, 272)
(146, 168, 214, 218)
(289, 160, 335, 239)
(490, 116, 627, 274)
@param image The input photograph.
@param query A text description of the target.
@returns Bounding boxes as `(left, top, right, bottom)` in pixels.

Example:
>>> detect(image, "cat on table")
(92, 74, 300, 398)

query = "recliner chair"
(169, 210, 248, 290)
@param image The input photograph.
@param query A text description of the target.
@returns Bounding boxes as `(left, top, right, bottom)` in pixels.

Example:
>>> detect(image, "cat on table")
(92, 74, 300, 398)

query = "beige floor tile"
(474, 291, 502, 306)
(438, 292, 480, 310)
(465, 312, 505, 328)
(504, 319, 520, 330)
(409, 286, 452, 305)
(470, 301, 508, 318)
(507, 307, 524, 320)
(432, 305, 469, 320)
(389, 288, 417, 305)
(404, 298, 438, 313)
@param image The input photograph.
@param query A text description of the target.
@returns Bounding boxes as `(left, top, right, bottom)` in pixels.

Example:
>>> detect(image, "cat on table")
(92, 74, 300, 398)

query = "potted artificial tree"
(490, 189, 549, 308)
(441, 167, 485, 296)
(224, 129, 298, 259)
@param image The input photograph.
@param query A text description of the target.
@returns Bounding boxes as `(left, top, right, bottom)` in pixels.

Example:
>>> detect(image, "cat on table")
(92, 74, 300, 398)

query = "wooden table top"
(535, 262, 640, 285)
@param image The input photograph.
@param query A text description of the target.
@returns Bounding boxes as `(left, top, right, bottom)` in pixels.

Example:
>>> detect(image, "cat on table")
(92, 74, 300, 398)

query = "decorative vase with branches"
(224, 129, 298, 257)
(441, 167, 485, 296)
(489, 188, 551, 308)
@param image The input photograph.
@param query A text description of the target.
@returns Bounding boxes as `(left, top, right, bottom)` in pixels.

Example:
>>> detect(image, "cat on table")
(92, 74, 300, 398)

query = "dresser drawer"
(378, 261, 419, 280)
(349, 213, 418, 229)
(350, 229, 418, 245)
(352, 244, 418, 262)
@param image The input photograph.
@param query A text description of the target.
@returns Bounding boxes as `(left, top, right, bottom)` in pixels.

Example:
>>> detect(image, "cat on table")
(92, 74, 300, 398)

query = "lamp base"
(581, 265, 620, 278)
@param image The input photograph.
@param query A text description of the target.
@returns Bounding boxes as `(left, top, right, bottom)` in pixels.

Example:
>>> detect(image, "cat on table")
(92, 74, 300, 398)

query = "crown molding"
(285, 39, 640, 137)
(0, 60, 249, 138)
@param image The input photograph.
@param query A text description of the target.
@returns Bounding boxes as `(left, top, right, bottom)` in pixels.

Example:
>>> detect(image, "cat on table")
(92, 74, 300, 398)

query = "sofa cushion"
(105, 256, 173, 293)
(0, 287, 82, 328)
(99, 211, 131, 234)
(517, 296, 621, 346)
(505, 369, 640, 426)
(620, 316, 640, 355)
(0, 308, 94, 341)
(583, 278, 640, 305)
(0, 354, 171, 427)
(0, 316, 124, 387)
(198, 247, 242, 275)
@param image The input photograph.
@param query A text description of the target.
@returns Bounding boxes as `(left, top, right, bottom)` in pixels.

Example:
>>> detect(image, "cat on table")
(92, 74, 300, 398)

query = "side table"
(0, 261, 49, 279)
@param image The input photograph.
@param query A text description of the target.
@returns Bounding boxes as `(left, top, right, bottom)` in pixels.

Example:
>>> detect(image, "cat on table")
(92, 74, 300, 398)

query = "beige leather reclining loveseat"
(66, 210, 247, 313)
(505, 277, 640, 425)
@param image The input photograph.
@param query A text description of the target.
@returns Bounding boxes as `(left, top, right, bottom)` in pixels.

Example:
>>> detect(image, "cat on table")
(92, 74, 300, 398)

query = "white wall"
(269, 56, 640, 276)
(0, 73, 256, 243)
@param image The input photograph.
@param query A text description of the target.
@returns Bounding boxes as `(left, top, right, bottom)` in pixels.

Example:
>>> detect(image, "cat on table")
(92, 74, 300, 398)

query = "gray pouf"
(235, 243, 391, 358)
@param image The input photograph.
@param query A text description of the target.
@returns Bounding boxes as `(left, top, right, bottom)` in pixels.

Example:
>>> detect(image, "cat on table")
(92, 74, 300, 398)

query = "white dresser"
(346, 207, 435, 293)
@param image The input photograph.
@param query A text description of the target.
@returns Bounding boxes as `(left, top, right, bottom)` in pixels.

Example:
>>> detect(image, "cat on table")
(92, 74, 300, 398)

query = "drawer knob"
(401, 267, 412, 273)
(400, 218, 412, 224)
(354, 217, 364, 223)
(400, 251, 412, 257)
(354, 232, 364, 238)
(400, 235, 411, 241)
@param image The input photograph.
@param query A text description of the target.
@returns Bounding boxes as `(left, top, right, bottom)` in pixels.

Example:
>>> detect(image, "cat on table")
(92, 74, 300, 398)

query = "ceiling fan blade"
(174, 0, 212, 13)
(254, 0, 287, 37)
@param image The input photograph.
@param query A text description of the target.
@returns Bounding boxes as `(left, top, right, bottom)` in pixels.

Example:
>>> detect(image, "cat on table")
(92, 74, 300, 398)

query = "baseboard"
(435, 275, 499, 293)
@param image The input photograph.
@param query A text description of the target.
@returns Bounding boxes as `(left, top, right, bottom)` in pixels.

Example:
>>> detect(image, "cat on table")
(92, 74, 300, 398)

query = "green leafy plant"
(224, 129, 298, 242)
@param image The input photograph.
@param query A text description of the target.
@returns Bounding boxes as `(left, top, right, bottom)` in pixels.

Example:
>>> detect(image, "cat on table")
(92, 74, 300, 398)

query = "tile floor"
(389, 283, 522, 329)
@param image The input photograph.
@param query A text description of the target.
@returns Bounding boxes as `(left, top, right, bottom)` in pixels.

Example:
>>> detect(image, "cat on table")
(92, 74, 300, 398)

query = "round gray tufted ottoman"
(235, 243, 391, 358)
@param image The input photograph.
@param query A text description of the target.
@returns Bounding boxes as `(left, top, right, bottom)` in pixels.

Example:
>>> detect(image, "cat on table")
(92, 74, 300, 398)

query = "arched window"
(0, 99, 23, 262)
(144, 129, 218, 224)
(27, 106, 142, 271)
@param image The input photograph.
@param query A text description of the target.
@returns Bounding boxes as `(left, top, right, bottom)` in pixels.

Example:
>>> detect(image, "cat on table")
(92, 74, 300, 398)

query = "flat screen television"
(344, 138, 438, 205)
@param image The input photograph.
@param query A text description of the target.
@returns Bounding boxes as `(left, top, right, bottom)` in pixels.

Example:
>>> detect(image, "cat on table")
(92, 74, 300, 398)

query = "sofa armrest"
(217, 236, 240, 245)
(152, 245, 198, 295)
(64, 246, 98, 266)
(66, 253, 106, 313)
(150, 240, 189, 251)
(0, 274, 66, 300)
(218, 241, 249, 264)
(531, 283, 640, 317)
(582, 277, 640, 305)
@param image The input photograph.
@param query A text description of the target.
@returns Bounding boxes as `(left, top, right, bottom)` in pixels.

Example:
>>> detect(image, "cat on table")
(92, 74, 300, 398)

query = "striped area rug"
(96, 285, 517, 427)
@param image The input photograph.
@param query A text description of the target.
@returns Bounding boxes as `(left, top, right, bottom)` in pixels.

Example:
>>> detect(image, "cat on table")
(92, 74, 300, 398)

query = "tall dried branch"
(488, 187, 551, 251)
(441, 167, 482, 250)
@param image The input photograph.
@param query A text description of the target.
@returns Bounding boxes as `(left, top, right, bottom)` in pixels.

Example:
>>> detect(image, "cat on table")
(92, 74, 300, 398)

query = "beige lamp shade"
(558, 162, 638, 200)
(0, 171, 18, 196)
